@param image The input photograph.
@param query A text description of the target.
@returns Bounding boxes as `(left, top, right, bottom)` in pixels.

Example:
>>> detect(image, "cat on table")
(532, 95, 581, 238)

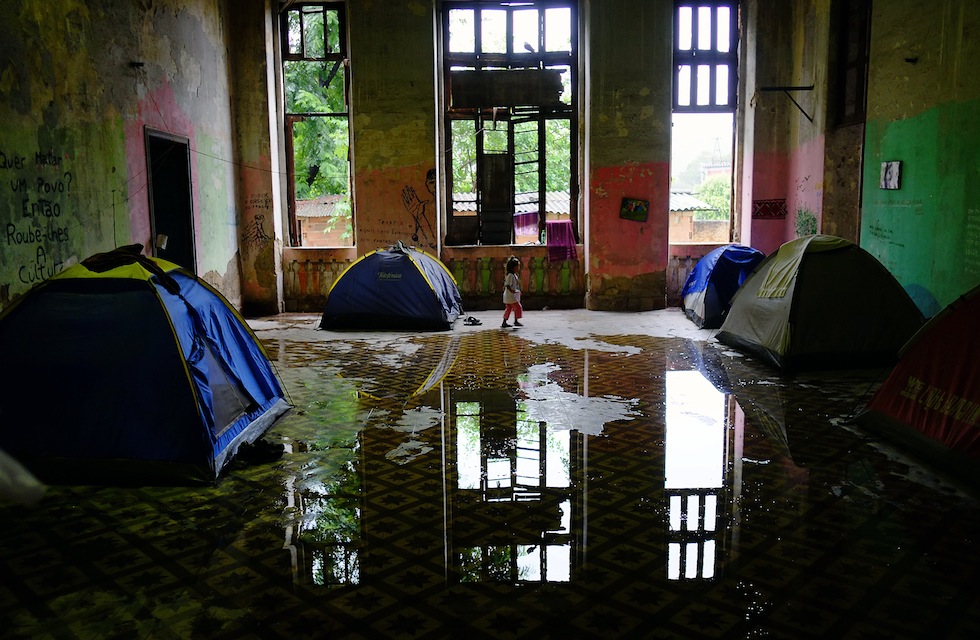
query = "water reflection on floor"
(3, 312, 979, 639)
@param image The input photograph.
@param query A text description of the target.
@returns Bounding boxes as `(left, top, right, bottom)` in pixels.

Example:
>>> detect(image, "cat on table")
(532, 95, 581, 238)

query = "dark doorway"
(146, 129, 196, 273)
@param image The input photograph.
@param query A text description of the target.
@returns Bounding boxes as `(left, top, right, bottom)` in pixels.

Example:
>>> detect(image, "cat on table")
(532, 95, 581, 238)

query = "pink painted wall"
(747, 150, 791, 256)
(784, 134, 826, 244)
(589, 162, 669, 278)
(585, 0, 673, 311)
(123, 81, 199, 261)
(746, 133, 828, 256)
(740, 0, 835, 258)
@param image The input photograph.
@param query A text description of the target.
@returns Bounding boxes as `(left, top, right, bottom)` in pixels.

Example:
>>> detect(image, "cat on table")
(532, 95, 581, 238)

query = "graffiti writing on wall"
(1, 149, 73, 285)
(243, 192, 273, 250)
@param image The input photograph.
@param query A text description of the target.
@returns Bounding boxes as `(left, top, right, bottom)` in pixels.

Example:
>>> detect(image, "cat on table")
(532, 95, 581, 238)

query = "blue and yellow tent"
(0, 245, 291, 485)
(320, 242, 463, 331)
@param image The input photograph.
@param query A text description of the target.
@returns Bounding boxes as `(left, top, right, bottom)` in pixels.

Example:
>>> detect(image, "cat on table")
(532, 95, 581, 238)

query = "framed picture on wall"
(620, 197, 649, 221)
(880, 161, 902, 190)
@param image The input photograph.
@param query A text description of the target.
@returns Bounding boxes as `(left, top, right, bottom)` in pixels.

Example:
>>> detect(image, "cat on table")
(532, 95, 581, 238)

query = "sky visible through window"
(671, 112, 733, 187)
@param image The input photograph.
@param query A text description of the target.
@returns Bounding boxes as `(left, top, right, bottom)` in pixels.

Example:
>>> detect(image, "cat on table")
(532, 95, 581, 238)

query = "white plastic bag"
(0, 447, 46, 506)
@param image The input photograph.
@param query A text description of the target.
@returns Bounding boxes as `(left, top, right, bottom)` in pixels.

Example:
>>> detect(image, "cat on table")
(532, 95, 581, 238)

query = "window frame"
(279, 1, 353, 248)
(441, 0, 579, 247)
(833, 0, 871, 127)
(673, 1, 739, 114)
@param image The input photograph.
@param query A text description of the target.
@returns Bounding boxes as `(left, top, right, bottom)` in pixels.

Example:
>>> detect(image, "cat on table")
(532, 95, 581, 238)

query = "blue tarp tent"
(320, 243, 463, 331)
(0, 245, 291, 485)
(682, 244, 765, 328)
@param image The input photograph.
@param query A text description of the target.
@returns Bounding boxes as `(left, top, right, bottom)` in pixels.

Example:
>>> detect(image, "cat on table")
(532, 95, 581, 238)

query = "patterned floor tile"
(2, 315, 978, 639)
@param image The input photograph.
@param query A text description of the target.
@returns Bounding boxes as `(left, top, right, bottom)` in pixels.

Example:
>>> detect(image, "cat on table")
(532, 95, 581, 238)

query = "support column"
(585, 0, 673, 311)
(229, 0, 283, 316)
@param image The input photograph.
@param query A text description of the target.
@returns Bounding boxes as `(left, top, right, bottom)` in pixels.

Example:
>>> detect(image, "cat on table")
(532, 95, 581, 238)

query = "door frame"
(145, 128, 196, 273)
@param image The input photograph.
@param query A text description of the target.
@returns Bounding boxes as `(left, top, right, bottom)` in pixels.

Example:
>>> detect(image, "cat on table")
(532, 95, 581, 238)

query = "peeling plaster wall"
(741, 0, 796, 255)
(0, 0, 243, 311)
(820, 0, 864, 245)
(740, 0, 980, 315)
(585, 0, 672, 311)
(348, 1, 439, 253)
(740, 1, 831, 255)
(821, 122, 864, 243)
(861, 0, 980, 315)
(782, 1, 830, 247)
(228, 0, 282, 316)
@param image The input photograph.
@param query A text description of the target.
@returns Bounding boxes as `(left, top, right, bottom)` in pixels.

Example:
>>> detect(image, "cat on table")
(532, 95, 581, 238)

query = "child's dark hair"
(506, 256, 520, 273)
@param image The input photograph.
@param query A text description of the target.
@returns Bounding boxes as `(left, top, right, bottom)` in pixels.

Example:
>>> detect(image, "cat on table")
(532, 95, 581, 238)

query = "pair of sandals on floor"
(462, 315, 523, 327)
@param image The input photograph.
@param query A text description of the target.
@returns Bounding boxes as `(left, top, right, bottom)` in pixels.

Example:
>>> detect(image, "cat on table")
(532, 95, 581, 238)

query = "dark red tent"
(855, 285, 979, 483)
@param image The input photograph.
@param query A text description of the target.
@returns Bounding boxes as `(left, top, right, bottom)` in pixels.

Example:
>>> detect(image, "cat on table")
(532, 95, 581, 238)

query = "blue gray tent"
(0, 245, 291, 485)
(320, 243, 463, 331)
(682, 244, 765, 328)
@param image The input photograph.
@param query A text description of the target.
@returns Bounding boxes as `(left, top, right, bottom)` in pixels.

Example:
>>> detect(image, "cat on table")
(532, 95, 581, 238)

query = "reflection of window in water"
(455, 400, 571, 499)
(458, 530, 572, 584)
(310, 539, 359, 586)
(452, 396, 576, 583)
(664, 370, 729, 581)
(297, 489, 362, 586)
(285, 441, 362, 587)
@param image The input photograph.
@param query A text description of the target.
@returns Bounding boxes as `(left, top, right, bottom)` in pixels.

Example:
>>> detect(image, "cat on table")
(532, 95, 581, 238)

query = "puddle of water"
(4, 327, 979, 638)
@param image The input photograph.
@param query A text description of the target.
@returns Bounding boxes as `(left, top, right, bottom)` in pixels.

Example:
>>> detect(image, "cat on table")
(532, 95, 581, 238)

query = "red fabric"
(868, 290, 980, 458)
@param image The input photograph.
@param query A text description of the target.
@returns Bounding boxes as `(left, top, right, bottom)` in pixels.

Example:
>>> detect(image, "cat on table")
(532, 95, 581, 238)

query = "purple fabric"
(513, 211, 539, 236)
(546, 220, 577, 262)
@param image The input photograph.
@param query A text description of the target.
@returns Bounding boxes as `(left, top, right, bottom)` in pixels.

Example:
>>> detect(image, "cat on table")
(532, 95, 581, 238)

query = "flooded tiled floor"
(2, 310, 979, 639)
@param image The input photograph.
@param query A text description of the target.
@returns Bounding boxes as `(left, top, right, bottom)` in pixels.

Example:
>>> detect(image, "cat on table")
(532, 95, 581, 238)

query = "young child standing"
(502, 256, 524, 328)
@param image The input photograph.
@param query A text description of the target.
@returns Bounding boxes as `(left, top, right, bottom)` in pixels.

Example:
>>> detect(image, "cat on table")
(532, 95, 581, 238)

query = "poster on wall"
(620, 197, 649, 222)
(880, 161, 902, 190)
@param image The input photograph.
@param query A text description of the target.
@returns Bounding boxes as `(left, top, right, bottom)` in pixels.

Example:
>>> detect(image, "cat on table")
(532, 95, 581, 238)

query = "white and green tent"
(715, 235, 924, 372)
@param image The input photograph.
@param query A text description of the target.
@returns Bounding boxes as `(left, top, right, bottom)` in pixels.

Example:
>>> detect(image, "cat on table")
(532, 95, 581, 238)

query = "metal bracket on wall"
(759, 85, 815, 122)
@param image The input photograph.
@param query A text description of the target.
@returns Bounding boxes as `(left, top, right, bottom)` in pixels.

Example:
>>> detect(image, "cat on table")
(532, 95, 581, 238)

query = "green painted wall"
(0, 0, 244, 312)
(861, 0, 980, 314)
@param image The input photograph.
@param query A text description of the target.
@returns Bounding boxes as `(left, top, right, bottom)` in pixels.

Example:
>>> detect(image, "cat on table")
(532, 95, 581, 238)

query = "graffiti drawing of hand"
(402, 186, 423, 216)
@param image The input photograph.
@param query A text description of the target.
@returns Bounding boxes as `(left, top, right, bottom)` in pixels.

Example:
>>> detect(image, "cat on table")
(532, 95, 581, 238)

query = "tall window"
(670, 1, 737, 244)
(834, 0, 871, 126)
(443, 1, 578, 246)
(673, 1, 738, 112)
(281, 2, 352, 247)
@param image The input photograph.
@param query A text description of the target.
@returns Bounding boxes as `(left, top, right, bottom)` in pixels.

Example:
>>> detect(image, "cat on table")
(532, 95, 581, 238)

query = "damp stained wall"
(585, 0, 673, 311)
(227, 0, 284, 316)
(739, 0, 794, 256)
(785, 1, 832, 249)
(739, 0, 873, 259)
(0, 0, 246, 312)
(348, 1, 439, 254)
(739, 0, 830, 256)
(861, 0, 980, 315)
